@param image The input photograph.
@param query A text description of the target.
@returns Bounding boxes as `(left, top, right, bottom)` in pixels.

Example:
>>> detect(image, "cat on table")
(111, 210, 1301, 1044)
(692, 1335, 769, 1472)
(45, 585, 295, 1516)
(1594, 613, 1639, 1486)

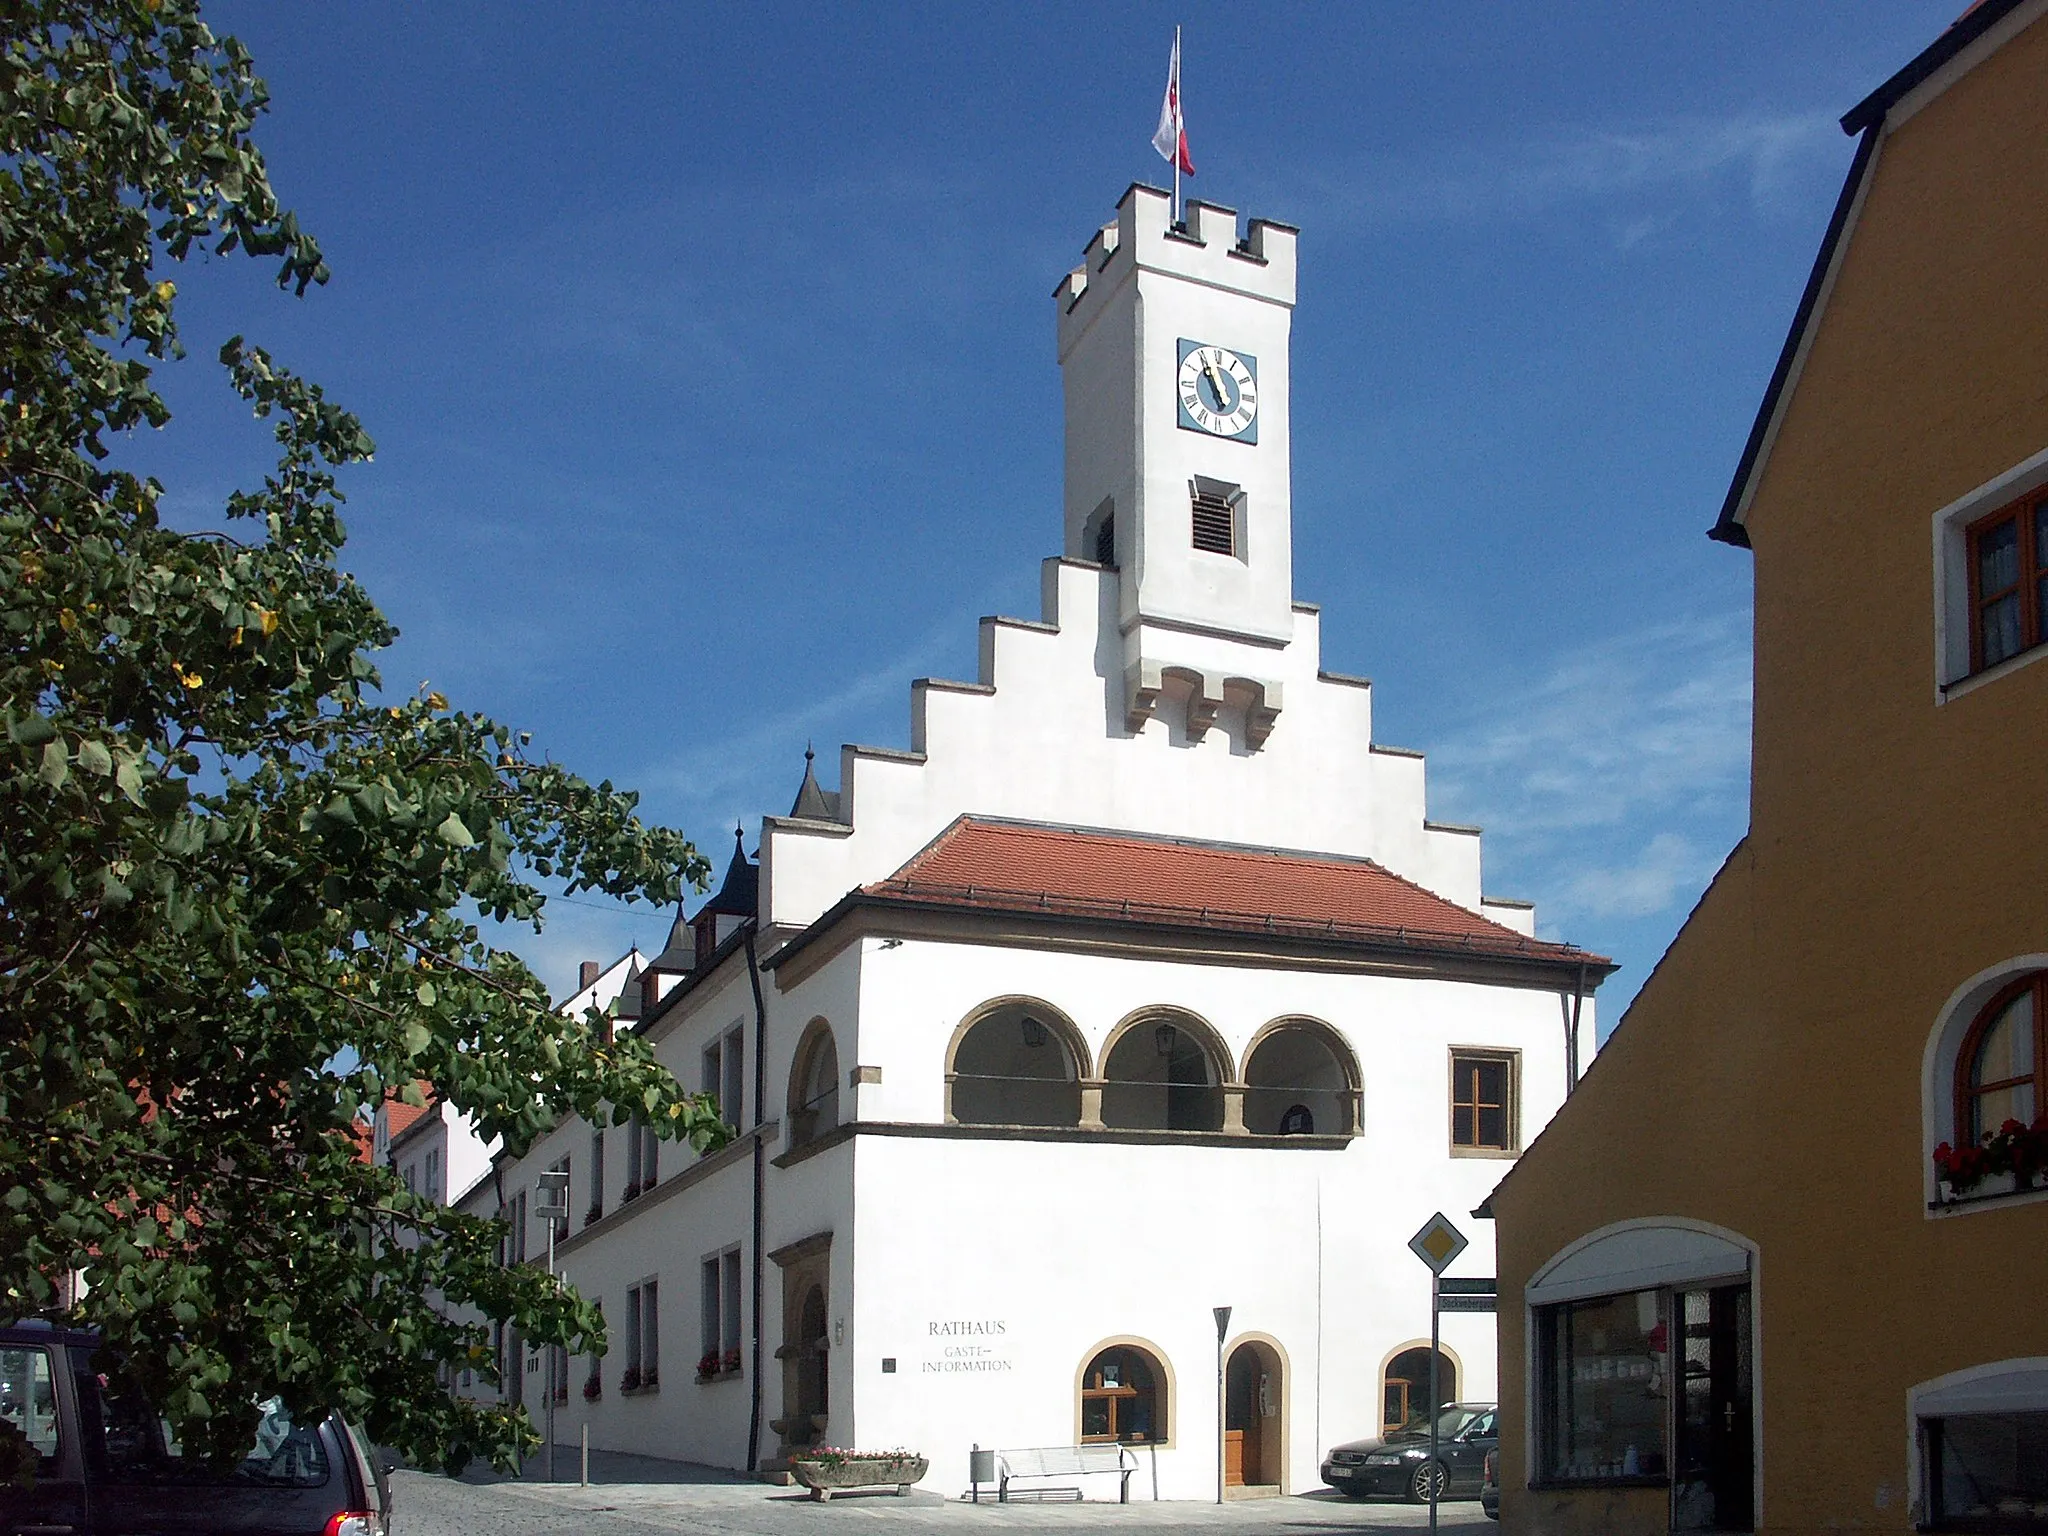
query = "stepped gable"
(864, 816, 1606, 965)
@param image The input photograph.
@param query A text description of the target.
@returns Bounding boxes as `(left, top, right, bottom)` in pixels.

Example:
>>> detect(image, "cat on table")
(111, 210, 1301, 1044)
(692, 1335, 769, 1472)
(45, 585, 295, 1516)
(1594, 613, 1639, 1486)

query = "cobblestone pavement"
(390, 1453, 1496, 1536)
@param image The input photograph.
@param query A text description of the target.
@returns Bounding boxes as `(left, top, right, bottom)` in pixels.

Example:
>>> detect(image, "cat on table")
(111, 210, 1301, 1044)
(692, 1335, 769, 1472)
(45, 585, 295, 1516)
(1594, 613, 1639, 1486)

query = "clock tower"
(1055, 184, 1298, 744)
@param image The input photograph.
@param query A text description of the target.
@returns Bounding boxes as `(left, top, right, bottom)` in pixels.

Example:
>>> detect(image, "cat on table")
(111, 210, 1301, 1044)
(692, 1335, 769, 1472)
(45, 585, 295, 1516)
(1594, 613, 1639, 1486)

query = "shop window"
(1536, 1279, 1753, 1529)
(1536, 1288, 1670, 1484)
(1449, 1050, 1518, 1153)
(1080, 1344, 1168, 1444)
(1244, 1019, 1358, 1136)
(788, 1021, 840, 1149)
(949, 1001, 1084, 1127)
(1101, 1013, 1223, 1132)
(1925, 1412, 2048, 1533)
(0, 1347, 60, 1468)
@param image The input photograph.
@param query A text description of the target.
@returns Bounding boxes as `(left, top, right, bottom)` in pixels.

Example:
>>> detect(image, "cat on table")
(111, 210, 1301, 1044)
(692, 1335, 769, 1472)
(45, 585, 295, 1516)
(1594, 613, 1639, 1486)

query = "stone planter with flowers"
(788, 1448, 928, 1501)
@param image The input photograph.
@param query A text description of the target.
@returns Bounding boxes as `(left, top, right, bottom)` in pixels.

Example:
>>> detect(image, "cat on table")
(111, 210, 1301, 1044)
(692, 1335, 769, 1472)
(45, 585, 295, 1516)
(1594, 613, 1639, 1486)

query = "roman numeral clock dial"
(1176, 339, 1259, 443)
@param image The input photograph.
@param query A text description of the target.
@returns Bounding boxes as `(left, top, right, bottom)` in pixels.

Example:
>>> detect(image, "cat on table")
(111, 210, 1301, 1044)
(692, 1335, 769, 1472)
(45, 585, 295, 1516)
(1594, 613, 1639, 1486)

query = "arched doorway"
(1382, 1344, 1457, 1436)
(1224, 1338, 1285, 1490)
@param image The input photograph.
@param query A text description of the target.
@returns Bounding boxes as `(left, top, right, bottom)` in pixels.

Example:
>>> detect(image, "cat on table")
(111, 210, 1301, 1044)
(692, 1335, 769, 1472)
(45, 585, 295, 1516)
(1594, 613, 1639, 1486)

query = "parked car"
(1321, 1402, 1498, 1502)
(2, 1320, 391, 1536)
(1481, 1446, 1500, 1519)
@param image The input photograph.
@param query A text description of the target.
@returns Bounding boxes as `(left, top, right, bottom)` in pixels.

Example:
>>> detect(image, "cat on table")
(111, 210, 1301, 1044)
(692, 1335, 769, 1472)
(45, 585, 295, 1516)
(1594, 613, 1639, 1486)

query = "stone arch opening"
(1242, 1017, 1360, 1136)
(788, 1020, 840, 1149)
(1381, 1341, 1459, 1435)
(1075, 1337, 1173, 1446)
(947, 999, 1086, 1127)
(1100, 1009, 1226, 1131)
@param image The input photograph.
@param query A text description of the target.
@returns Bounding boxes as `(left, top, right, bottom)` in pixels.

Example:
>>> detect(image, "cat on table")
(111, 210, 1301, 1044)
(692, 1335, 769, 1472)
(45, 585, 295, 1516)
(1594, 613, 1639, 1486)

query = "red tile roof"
(861, 817, 1607, 969)
(381, 1083, 437, 1147)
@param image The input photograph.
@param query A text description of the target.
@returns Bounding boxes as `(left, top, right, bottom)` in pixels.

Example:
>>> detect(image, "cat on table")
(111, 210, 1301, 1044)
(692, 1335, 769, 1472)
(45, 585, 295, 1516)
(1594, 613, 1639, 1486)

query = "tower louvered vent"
(1094, 512, 1116, 567)
(1191, 485, 1236, 556)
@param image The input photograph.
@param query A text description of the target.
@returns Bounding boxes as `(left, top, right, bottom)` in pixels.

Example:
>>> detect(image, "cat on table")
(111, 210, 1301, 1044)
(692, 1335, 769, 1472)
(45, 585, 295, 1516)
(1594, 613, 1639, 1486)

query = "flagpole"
(1172, 26, 1183, 225)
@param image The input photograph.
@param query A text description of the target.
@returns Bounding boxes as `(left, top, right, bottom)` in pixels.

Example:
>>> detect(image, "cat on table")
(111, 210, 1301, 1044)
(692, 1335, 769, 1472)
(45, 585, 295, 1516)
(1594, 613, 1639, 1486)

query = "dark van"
(2, 1321, 391, 1535)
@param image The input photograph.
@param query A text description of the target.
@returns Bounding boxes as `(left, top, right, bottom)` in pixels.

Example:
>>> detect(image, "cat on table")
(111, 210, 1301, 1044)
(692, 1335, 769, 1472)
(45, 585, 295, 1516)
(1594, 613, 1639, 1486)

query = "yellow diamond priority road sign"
(1408, 1211, 1468, 1274)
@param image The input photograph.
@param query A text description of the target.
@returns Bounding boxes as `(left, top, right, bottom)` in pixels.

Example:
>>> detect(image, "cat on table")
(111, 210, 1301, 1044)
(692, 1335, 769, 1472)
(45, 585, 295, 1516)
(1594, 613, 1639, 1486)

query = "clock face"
(1176, 340, 1259, 442)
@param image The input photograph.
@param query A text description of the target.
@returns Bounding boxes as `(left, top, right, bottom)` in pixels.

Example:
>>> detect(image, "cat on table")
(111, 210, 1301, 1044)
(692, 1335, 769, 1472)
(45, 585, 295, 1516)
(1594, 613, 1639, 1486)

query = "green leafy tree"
(0, 0, 723, 1474)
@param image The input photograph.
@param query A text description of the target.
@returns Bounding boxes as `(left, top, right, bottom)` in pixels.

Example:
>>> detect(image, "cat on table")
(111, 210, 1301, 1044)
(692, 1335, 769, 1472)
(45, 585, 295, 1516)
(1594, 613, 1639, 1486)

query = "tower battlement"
(1055, 184, 1296, 359)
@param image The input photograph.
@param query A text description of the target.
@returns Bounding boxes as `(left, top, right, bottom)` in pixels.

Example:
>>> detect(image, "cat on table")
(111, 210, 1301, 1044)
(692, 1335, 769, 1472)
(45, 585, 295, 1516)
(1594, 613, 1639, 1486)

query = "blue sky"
(143, 3, 1950, 1030)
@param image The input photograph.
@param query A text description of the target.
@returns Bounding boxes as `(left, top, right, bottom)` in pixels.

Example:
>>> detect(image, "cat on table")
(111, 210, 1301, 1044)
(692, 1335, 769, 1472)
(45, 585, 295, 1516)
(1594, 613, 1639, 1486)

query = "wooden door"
(1224, 1428, 1245, 1485)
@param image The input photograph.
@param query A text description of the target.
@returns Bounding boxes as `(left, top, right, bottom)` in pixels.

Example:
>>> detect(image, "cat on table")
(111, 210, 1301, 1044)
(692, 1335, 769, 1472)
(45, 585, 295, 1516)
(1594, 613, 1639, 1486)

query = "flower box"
(789, 1450, 927, 1502)
(582, 1375, 601, 1402)
(1934, 1116, 2048, 1200)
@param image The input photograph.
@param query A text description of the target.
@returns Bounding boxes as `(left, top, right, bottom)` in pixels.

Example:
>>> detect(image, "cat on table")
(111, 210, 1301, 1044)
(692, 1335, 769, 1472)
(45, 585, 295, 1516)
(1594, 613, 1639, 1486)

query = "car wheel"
(1408, 1460, 1448, 1503)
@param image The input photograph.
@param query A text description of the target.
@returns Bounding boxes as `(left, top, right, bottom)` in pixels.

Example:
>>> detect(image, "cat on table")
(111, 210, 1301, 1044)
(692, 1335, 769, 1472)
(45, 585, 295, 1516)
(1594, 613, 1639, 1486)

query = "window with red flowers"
(1967, 492, 2048, 673)
(1955, 973, 2046, 1147)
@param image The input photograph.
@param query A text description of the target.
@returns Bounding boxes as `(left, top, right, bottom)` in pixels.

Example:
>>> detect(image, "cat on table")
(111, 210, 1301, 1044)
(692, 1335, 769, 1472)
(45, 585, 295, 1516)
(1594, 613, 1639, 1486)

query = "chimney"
(579, 960, 600, 991)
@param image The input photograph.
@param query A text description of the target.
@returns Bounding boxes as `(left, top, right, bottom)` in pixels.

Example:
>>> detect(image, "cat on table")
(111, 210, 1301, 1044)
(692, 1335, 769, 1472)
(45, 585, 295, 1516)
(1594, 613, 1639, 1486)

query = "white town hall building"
(444, 183, 1610, 1499)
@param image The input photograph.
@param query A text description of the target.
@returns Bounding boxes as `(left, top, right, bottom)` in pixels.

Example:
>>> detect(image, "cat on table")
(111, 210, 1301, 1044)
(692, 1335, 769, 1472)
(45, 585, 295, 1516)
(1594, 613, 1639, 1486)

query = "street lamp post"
(535, 1168, 570, 1484)
(1213, 1306, 1232, 1506)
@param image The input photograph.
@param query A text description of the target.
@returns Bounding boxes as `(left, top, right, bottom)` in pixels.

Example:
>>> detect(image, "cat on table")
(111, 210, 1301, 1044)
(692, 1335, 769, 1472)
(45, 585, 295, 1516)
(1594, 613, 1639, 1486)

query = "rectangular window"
(0, 1347, 60, 1467)
(1450, 1050, 1518, 1151)
(640, 1120, 659, 1189)
(722, 1249, 743, 1357)
(1926, 1412, 2048, 1532)
(724, 1026, 745, 1131)
(700, 1258, 720, 1369)
(641, 1280, 659, 1384)
(623, 1117, 641, 1196)
(1191, 481, 1238, 556)
(1536, 1289, 1668, 1483)
(1968, 492, 2048, 673)
(423, 1148, 442, 1202)
(588, 1126, 605, 1223)
(503, 1191, 527, 1265)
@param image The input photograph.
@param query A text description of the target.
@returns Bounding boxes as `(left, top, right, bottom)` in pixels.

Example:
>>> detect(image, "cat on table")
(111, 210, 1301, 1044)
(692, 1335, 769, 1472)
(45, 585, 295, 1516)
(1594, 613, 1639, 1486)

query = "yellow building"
(1488, 5, 2048, 1534)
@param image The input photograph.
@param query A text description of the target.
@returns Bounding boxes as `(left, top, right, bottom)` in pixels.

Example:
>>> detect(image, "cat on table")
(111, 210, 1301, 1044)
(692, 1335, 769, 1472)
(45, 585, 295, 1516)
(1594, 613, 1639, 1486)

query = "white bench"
(989, 1444, 1138, 1503)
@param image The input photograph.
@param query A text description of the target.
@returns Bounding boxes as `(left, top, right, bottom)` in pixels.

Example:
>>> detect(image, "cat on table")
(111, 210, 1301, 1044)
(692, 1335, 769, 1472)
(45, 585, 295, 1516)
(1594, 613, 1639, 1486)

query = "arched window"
(1101, 1012, 1223, 1131)
(949, 1001, 1084, 1127)
(1956, 973, 2045, 1145)
(788, 1022, 840, 1149)
(1079, 1343, 1168, 1444)
(1243, 1020, 1359, 1136)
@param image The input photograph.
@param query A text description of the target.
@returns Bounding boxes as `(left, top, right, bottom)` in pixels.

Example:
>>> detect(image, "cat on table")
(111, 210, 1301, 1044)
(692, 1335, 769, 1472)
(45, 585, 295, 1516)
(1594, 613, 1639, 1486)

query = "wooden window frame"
(1965, 490, 2048, 674)
(1079, 1345, 1167, 1445)
(1953, 972, 2048, 1147)
(1449, 1048, 1519, 1155)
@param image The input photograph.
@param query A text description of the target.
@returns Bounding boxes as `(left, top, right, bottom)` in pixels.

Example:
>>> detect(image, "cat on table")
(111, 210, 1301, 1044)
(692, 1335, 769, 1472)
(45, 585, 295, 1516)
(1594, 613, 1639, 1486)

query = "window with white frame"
(1913, 1360, 2048, 1534)
(697, 1247, 743, 1379)
(703, 1023, 745, 1135)
(1933, 446, 2048, 693)
(624, 1118, 658, 1198)
(624, 1278, 659, 1390)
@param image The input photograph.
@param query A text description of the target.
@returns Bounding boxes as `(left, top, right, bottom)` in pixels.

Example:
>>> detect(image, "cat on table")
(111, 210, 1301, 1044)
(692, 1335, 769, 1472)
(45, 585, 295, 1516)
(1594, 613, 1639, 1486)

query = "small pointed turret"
(789, 742, 842, 822)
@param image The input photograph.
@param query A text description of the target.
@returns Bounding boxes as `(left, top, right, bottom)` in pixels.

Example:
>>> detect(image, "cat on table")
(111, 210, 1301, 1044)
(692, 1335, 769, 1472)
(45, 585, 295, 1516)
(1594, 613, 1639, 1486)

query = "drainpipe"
(1563, 961, 1588, 1096)
(744, 924, 769, 1474)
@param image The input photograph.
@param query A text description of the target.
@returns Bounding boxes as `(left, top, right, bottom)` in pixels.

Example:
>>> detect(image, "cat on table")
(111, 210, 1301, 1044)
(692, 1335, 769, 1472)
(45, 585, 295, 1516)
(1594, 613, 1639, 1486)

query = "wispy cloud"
(1430, 611, 1751, 931)
(1284, 109, 1841, 239)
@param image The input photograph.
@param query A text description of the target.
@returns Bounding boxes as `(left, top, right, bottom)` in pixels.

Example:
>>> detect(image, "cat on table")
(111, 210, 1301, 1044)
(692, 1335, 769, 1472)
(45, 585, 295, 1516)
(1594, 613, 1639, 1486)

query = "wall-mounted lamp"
(1021, 1015, 1046, 1048)
(1155, 1022, 1178, 1057)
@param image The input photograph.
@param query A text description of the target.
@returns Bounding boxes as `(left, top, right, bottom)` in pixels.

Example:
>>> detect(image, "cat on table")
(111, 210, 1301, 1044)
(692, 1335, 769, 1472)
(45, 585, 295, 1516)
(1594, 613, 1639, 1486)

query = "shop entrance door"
(1672, 1284, 1753, 1532)
(1224, 1341, 1282, 1489)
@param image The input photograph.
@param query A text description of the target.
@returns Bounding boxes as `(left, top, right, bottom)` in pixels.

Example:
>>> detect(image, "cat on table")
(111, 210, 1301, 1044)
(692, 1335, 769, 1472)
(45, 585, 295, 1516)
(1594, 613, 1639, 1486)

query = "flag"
(1151, 27, 1194, 177)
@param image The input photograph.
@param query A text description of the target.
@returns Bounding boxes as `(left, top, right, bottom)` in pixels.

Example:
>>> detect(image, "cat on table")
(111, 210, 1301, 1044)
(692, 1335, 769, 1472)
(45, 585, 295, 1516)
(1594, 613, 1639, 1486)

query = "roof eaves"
(1840, 0, 2027, 134)
(1717, 0, 2035, 547)
(1711, 125, 1878, 548)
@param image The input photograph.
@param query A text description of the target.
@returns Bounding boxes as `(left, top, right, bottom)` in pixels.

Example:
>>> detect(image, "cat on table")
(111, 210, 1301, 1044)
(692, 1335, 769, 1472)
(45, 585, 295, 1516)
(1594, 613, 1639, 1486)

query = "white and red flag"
(1151, 27, 1194, 179)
